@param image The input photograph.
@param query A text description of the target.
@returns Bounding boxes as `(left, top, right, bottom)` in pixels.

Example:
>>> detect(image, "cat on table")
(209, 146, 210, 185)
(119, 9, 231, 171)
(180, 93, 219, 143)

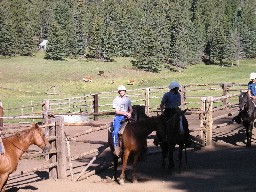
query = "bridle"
(3, 129, 48, 153)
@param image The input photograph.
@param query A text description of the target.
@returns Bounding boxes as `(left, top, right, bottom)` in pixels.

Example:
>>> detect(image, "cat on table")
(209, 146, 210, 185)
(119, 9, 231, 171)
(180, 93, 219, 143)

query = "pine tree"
(132, 1, 164, 72)
(45, 22, 65, 60)
(239, 0, 256, 58)
(71, 0, 87, 57)
(8, 0, 35, 56)
(0, 7, 16, 57)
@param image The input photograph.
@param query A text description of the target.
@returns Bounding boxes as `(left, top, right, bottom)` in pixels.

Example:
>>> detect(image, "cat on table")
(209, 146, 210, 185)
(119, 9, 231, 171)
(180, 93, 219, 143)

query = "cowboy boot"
(113, 146, 120, 157)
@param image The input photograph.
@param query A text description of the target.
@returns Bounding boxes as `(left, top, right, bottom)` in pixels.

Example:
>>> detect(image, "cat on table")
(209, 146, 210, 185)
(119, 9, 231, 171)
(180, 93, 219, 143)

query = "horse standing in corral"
(108, 115, 166, 185)
(159, 109, 188, 173)
(234, 92, 256, 147)
(0, 124, 51, 192)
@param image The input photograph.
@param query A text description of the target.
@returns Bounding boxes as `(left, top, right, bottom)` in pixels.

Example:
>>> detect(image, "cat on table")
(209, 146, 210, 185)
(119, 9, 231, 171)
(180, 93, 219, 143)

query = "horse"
(159, 109, 188, 173)
(108, 115, 166, 185)
(0, 123, 51, 192)
(234, 92, 256, 147)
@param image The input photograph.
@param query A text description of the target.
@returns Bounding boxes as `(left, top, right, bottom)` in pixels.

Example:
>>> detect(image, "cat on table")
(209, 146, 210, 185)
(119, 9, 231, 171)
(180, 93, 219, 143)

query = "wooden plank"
(56, 116, 67, 179)
(10, 162, 57, 177)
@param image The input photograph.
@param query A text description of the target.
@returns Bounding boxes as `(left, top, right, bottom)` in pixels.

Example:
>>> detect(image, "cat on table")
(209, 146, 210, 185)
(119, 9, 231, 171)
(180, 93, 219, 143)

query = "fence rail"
(0, 82, 247, 125)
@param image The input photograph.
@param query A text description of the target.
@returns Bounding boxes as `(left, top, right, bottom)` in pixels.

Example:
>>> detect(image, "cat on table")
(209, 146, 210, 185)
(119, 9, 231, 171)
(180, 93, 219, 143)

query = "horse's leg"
(168, 145, 175, 173)
(113, 154, 119, 180)
(161, 142, 168, 169)
(119, 149, 130, 185)
(246, 124, 252, 147)
(178, 144, 183, 173)
(131, 152, 140, 183)
(248, 122, 253, 147)
(0, 173, 9, 192)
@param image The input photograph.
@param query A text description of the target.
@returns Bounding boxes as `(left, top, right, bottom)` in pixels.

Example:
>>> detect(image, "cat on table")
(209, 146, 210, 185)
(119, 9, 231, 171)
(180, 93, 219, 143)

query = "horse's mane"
(130, 116, 160, 126)
(5, 128, 33, 141)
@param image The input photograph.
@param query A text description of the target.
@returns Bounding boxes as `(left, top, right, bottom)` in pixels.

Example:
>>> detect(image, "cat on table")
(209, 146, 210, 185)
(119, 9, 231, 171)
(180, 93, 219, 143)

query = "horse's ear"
(31, 123, 39, 129)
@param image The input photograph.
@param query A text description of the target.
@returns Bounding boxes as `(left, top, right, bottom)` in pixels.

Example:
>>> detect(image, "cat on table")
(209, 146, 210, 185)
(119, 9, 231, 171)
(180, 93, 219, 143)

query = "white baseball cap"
(117, 85, 126, 91)
(249, 72, 256, 80)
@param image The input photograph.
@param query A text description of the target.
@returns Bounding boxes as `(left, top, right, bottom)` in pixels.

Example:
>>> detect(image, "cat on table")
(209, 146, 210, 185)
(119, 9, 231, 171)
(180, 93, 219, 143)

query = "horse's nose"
(43, 145, 51, 153)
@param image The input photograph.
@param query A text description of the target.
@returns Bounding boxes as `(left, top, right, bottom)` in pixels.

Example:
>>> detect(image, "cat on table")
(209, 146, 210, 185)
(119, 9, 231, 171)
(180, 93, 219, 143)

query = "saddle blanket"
(0, 137, 5, 155)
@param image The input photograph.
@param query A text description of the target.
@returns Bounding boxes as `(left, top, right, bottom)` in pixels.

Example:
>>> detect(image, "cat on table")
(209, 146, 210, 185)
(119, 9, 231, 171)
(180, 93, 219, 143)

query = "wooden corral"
(0, 116, 67, 191)
(0, 82, 249, 185)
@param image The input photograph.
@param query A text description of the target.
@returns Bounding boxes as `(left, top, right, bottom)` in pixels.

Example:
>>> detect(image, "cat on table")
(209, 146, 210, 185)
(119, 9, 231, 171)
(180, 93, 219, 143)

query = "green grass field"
(0, 51, 255, 109)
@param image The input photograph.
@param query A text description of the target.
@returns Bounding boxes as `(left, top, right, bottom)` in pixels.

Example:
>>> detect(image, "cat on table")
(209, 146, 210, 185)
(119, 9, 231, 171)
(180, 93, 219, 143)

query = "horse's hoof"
(132, 178, 138, 183)
(119, 178, 125, 185)
(246, 144, 252, 147)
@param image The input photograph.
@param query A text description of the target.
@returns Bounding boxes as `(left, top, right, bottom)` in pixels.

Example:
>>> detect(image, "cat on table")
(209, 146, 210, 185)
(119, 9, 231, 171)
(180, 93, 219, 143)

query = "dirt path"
(6, 112, 256, 192)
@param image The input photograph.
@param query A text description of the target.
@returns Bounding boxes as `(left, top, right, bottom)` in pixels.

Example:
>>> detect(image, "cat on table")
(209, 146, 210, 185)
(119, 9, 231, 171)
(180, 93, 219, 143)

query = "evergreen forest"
(1, 0, 256, 72)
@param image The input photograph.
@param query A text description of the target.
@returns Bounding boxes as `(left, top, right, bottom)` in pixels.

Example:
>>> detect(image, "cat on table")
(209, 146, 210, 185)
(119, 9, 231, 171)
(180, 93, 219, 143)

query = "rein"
(4, 136, 27, 153)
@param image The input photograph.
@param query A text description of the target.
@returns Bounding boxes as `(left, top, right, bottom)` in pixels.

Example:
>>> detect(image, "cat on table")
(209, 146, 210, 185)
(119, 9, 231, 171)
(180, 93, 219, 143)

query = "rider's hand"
(126, 112, 132, 119)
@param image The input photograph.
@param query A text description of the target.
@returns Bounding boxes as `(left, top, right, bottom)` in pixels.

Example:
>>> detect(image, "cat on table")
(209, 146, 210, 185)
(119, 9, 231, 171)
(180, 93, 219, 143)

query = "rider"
(157, 81, 192, 147)
(0, 137, 4, 155)
(248, 72, 256, 101)
(112, 85, 133, 156)
(233, 72, 256, 123)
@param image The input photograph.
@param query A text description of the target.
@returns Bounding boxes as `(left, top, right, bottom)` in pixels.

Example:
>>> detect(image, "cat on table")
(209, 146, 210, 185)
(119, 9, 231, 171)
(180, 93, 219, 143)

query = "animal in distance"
(82, 76, 92, 82)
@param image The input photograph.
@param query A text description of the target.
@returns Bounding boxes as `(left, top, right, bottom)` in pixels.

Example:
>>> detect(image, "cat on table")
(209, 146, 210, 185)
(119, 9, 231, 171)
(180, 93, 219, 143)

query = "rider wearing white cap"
(158, 81, 192, 147)
(112, 85, 133, 156)
(248, 72, 256, 100)
(233, 72, 256, 123)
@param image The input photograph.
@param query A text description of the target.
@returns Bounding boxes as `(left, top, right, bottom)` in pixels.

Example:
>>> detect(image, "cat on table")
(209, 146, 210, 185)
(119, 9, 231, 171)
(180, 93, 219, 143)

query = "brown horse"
(0, 124, 51, 192)
(108, 115, 166, 185)
(160, 110, 188, 173)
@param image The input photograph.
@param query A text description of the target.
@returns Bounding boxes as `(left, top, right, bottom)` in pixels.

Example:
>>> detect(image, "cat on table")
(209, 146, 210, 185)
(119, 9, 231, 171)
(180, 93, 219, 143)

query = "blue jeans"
(112, 115, 126, 147)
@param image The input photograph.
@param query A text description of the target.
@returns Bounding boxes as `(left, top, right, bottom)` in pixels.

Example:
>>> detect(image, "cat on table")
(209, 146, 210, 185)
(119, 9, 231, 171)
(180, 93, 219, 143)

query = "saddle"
(108, 118, 131, 135)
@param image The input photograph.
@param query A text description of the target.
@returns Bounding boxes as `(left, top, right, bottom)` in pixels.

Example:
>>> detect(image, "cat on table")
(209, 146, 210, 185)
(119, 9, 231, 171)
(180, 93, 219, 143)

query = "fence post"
(0, 101, 3, 127)
(205, 96, 213, 146)
(42, 99, 50, 124)
(145, 88, 150, 115)
(180, 85, 186, 110)
(222, 83, 228, 108)
(93, 94, 99, 121)
(55, 116, 67, 179)
(200, 97, 207, 146)
(48, 118, 57, 179)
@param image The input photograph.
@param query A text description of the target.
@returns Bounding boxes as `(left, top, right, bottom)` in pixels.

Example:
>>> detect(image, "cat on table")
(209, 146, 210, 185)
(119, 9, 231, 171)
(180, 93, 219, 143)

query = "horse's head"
(239, 92, 249, 112)
(31, 124, 51, 153)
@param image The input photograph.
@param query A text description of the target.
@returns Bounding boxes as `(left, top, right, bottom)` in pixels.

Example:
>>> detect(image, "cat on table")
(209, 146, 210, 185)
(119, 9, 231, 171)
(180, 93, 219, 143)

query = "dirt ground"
(5, 109, 256, 192)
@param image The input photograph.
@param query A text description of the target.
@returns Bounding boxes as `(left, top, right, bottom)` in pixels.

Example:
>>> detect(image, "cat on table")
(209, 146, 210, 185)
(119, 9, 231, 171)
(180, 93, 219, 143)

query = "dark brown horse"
(234, 92, 256, 147)
(108, 115, 166, 185)
(160, 110, 188, 173)
(0, 124, 51, 192)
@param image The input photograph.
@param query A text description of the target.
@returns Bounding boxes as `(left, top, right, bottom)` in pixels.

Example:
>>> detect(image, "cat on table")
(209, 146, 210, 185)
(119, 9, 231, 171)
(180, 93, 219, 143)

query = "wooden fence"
(0, 82, 248, 124)
(0, 82, 249, 183)
(198, 92, 242, 146)
(0, 116, 67, 181)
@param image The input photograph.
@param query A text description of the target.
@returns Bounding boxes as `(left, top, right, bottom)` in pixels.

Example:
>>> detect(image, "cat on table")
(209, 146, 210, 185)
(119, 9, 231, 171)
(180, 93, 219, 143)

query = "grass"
(0, 51, 255, 109)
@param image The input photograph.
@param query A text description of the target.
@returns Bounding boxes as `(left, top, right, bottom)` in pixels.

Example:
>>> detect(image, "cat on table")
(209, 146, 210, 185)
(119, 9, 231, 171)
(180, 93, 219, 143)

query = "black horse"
(233, 92, 256, 147)
(159, 110, 188, 173)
